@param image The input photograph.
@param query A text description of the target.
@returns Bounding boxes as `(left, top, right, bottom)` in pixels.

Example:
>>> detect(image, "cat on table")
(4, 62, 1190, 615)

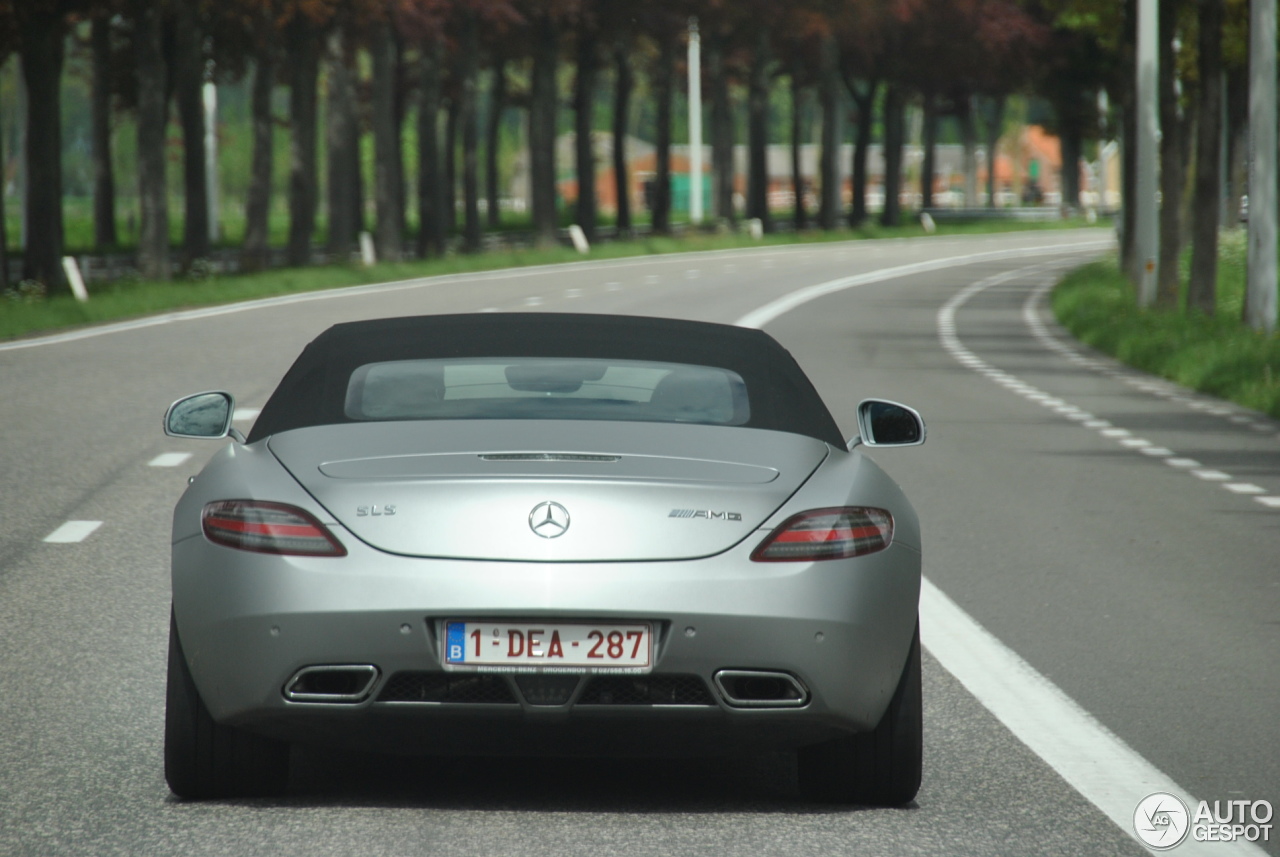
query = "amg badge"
(669, 509, 742, 521)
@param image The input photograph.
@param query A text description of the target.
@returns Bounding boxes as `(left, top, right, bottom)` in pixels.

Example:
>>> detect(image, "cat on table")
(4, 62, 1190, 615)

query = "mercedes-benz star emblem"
(528, 501, 570, 538)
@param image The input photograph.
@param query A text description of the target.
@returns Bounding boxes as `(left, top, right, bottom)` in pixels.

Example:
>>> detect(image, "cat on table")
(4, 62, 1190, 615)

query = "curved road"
(1, 229, 1276, 857)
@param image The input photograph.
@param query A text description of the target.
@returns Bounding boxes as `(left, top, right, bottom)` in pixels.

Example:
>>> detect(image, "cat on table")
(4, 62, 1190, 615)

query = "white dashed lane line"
(148, 452, 193, 468)
(50, 406, 265, 546)
(43, 521, 103, 544)
(1024, 282, 1280, 438)
(938, 266, 1280, 511)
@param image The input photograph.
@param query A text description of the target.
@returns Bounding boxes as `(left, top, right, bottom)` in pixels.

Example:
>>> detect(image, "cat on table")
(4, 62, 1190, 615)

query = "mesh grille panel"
(514, 674, 582, 706)
(577, 675, 715, 706)
(378, 672, 517, 704)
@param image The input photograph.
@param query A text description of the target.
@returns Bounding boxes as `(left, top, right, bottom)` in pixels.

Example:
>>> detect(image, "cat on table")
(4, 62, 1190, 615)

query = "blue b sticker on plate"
(445, 622, 467, 663)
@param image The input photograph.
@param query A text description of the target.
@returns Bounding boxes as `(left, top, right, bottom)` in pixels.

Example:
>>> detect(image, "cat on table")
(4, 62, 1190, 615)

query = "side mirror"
(164, 391, 237, 440)
(853, 399, 926, 448)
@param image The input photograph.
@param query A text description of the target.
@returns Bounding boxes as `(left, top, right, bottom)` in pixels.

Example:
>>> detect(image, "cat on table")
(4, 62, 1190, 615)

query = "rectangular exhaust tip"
(284, 665, 379, 703)
(713, 670, 809, 708)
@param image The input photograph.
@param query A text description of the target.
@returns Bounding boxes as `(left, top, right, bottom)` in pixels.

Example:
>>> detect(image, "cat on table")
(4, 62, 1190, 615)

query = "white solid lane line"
(920, 580, 1267, 857)
(735, 238, 1114, 329)
(731, 246, 1271, 852)
(148, 452, 193, 468)
(43, 521, 103, 544)
(233, 408, 261, 422)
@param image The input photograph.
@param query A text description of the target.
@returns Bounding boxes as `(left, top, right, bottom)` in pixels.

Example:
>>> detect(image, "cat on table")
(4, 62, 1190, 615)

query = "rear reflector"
(202, 500, 347, 556)
(751, 507, 893, 562)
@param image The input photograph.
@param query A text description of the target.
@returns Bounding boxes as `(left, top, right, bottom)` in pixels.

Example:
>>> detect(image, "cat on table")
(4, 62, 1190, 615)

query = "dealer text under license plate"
(444, 621, 653, 671)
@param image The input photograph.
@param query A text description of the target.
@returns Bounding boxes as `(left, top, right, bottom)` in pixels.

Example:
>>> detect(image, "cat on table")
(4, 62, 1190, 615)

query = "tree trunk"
(135, 0, 169, 280)
(845, 77, 877, 227)
(173, 0, 208, 266)
(1187, 0, 1223, 315)
(1155, 0, 1185, 309)
(21, 11, 67, 291)
(1118, 0, 1139, 278)
(486, 57, 506, 230)
(958, 94, 977, 206)
(707, 30, 734, 226)
(652, 34, 674, 235)
(574, 24, 598, 242)
(792, 74, 808, 231)
(460, 12, 481, 253)
(391, 32, 408, 240)
(921, 92, 937, 209)
(371, 19, 403, 262)
(350, 103, 365, 236)
(817, 34, 838, 230)
(325, 30, 357, 257)
(880, 83, 905, 228)
(91, 12, 117, 250)
(1060, 121, 1083, 208)
(1224, 64, 1247, 227)
(241, 43, 274, 273)
(444, 97, 458, 240)
(529, 13, 560, 246)
(612, 39, 633, 233)
(0, 108, 7, 290)
(982, 95, 1005, 207)
(285, 17, 319, 267)
(746, 27, 771, 232)
(417, 35, 444, 257)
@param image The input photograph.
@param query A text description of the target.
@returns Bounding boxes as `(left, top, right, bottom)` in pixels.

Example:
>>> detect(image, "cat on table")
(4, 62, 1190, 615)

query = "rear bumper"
(172, 529, 920, 750)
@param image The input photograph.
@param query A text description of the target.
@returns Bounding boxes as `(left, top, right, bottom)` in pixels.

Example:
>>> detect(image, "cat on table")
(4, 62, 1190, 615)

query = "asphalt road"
(1, 229, 1276, 857)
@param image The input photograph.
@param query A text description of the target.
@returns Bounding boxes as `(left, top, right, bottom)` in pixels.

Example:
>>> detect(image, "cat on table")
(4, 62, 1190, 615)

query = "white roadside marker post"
(61, 256, 89, 302)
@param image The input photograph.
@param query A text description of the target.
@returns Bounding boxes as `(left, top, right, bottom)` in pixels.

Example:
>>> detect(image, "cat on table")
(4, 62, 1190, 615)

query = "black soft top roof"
(248, 313, 844, 446)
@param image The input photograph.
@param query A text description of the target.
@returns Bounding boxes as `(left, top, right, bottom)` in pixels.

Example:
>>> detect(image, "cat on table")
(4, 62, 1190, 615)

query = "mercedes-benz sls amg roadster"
(163, 313, 926, 804)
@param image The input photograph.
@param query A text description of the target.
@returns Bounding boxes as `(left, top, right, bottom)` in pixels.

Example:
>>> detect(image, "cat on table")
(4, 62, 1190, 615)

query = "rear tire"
(797, 622, 922, 805)
(164, 610, 290, 799)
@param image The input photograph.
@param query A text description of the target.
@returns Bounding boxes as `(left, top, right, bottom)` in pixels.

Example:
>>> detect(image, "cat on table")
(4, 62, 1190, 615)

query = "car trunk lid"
(268, 420, 828, 562)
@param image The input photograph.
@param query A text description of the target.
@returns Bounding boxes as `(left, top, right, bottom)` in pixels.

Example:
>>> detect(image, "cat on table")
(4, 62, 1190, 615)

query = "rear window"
(344, 357, 750, 426)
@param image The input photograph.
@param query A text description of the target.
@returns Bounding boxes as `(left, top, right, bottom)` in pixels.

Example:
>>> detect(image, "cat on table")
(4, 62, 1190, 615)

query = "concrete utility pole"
(688, 17, 703, 225)
(1247, 0, 1278, 333)
(1135, 0, 1160, 306)
(203, 82, 220, 244)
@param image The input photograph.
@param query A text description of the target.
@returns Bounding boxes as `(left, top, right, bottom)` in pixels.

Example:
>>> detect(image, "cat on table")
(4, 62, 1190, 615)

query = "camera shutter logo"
(1134, 792, 1191, 850)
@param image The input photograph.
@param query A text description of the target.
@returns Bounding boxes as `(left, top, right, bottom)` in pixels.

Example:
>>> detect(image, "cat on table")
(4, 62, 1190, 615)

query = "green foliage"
(1052, 235, 1280, 418)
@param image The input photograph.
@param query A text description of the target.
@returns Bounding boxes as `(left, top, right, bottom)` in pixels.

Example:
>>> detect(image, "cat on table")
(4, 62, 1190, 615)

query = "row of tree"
(0, 0, 1259, 323)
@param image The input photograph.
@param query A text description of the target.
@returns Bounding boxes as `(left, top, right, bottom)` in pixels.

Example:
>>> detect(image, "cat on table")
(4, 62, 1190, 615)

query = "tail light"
(751, 507, 893, 562)
(202, 500, 347, 557)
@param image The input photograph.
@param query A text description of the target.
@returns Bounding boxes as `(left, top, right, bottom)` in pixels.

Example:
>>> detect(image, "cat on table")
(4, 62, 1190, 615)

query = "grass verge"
(1052, 230, 1280, 418)
(3, 218, 1090, 342)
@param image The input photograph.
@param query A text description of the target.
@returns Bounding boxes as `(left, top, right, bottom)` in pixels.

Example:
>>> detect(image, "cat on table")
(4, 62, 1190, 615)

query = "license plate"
(443, 621, 653, 672)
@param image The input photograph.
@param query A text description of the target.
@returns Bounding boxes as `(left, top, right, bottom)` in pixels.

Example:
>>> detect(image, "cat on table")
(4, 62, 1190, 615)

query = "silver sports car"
(163, 313, 925, 804)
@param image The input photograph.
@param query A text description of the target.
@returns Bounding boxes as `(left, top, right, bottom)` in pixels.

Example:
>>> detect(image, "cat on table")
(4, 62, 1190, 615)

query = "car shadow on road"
(222, 747, 912, 815)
